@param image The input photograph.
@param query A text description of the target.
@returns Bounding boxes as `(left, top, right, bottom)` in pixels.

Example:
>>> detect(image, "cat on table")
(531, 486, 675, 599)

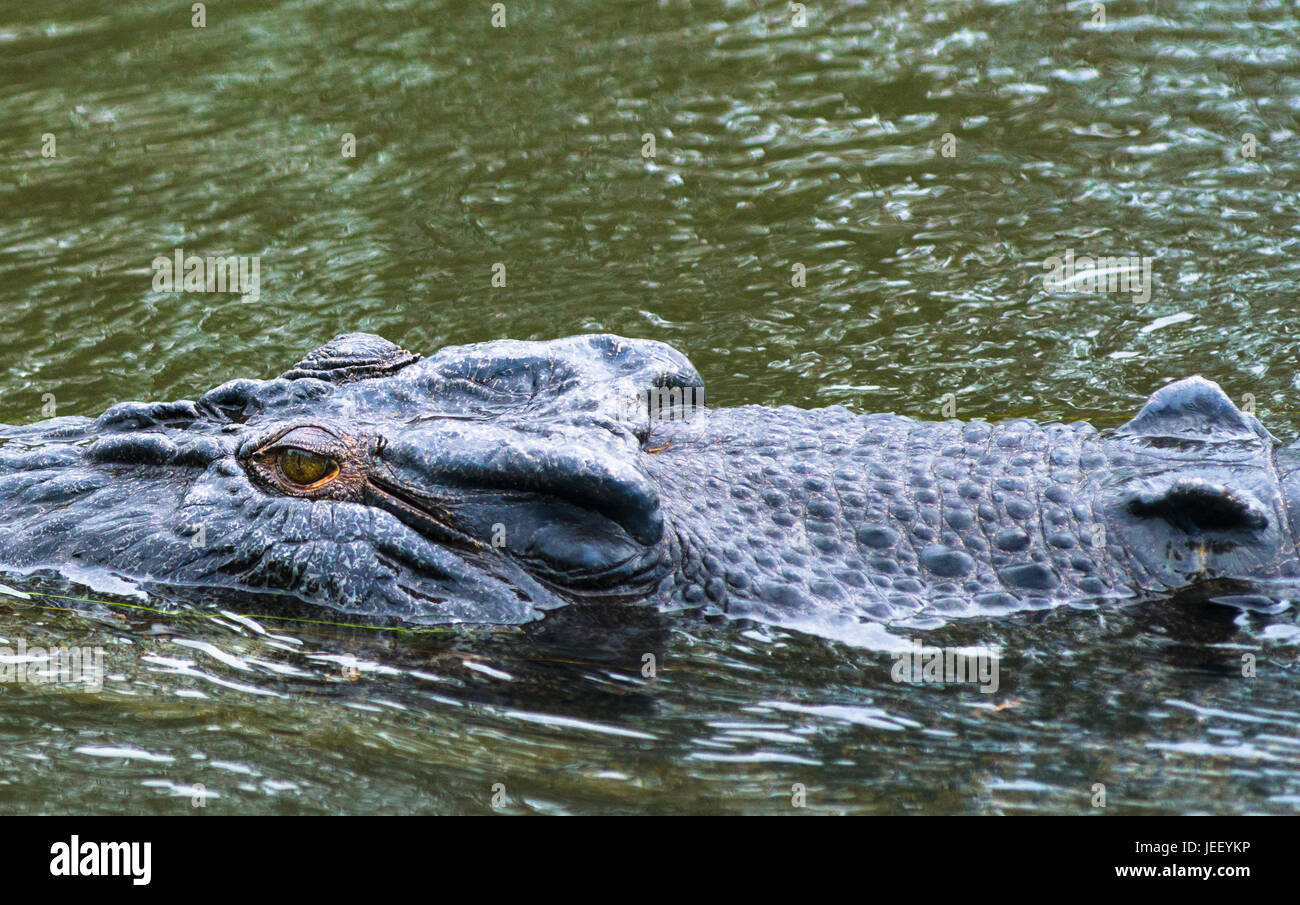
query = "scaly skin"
(1, 333, 1298, 643)
(642, 401, 1300, 639)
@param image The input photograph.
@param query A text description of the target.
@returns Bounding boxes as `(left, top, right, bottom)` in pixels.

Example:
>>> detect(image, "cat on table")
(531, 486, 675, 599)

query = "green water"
(1, 0, 1299, 814)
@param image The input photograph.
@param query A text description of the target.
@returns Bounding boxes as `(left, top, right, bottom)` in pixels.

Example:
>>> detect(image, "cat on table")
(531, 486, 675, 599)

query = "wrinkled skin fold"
(2, 332, 1299, 643)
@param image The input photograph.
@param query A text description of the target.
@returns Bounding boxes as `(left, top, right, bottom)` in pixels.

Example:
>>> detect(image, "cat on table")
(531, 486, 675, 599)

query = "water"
(1, 0, 1299, 814)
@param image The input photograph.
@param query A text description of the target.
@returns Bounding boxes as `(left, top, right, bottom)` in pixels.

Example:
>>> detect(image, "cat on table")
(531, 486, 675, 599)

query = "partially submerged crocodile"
(2, 333, 1296, 644)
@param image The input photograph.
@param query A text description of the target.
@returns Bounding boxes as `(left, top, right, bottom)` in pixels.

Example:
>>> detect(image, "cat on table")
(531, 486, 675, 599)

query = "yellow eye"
(277, 447, 338, 488)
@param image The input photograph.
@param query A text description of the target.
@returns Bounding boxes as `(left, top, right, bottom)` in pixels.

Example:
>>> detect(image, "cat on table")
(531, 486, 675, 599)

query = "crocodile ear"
(281, 333, 421, 383)
(1127, 476, 1270, 533)
(1115, 376, 1274, 445)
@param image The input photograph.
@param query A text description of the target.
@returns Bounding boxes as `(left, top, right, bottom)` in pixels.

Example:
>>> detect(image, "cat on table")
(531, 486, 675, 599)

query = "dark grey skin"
(2, 333, 1298, 645)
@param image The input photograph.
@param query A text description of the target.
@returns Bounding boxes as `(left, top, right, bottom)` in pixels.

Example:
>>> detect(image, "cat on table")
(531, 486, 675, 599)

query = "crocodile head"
(0, 333, 703, 625)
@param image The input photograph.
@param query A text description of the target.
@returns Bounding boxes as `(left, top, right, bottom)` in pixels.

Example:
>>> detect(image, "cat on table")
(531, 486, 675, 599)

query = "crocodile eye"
(276, 447, 338, 488)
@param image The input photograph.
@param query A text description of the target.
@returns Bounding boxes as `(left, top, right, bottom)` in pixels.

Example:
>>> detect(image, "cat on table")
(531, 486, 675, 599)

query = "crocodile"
(1, 332, 1297, 644)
